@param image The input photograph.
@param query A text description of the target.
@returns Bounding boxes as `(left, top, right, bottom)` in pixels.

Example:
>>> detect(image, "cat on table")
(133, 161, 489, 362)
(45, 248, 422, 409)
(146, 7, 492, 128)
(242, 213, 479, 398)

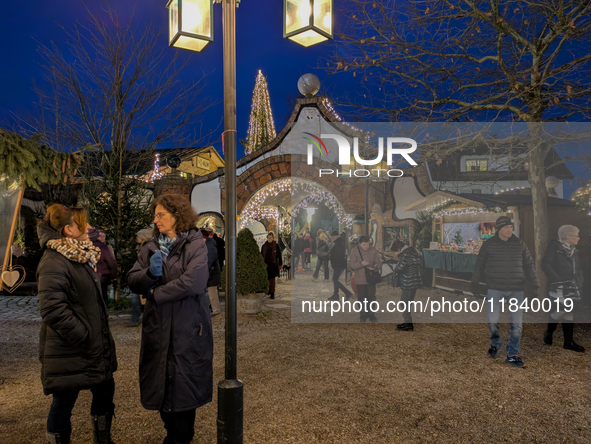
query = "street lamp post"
(167, 1, 332, 442)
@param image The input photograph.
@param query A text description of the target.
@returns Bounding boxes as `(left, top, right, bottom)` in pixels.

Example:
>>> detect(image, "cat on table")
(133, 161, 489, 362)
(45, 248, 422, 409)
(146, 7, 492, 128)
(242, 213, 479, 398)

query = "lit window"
(466, 159, 488, 172)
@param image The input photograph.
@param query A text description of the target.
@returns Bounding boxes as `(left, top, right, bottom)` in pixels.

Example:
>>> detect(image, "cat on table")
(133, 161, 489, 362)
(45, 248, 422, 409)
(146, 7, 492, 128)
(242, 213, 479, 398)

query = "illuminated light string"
(495, 186, 527, 195)
(240, 178, 353, 230)
(322, 98, 370, 143)
(432, 206, 503, 219)
(146, 153, 164, 183)
(244, 70, 277, 155)
(572, 182, 591, 214)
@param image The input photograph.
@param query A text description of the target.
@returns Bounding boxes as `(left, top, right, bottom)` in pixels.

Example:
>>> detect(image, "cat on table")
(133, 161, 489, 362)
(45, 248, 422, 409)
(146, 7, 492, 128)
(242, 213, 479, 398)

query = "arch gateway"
(190, 96, 434, 254)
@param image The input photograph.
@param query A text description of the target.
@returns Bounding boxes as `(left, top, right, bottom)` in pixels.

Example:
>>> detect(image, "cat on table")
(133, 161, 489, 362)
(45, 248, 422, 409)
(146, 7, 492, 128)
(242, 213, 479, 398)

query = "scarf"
(560, 240, 576, 258)
(46, 238, 101, 270)
(158, 232, 188, 261)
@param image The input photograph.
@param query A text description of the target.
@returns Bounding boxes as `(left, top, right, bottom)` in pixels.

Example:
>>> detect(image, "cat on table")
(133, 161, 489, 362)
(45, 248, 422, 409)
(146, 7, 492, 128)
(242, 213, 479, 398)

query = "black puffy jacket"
(394, 246, 423, 290)
(542, 240, 584, 290)
(472, 234, 539, 291)
(36, 222, 117, 395)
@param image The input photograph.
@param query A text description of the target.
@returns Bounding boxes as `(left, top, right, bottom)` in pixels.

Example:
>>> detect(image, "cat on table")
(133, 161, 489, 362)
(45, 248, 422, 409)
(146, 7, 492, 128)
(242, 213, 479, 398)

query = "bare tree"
(325, 0, 591, 274)
(20, 3, 212, 297)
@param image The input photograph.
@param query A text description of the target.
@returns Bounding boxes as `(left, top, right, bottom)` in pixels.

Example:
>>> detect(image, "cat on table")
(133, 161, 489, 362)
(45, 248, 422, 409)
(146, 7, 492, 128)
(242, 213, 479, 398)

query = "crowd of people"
(35, 198, 586, 443)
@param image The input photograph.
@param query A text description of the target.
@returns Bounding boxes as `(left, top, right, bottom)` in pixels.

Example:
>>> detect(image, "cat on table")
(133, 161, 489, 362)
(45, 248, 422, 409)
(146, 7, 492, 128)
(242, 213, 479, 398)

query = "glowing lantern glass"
(284, 0, 333, 47)
(167, 0, 213, 52)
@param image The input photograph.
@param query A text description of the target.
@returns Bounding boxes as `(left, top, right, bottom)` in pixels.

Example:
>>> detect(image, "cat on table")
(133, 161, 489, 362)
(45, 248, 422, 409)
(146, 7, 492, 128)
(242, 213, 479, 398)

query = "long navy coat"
(128, 229, 212, 412)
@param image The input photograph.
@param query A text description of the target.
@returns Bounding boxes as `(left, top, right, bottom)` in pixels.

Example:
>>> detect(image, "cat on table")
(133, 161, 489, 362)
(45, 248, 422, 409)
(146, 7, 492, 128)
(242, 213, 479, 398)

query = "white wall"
(191, 178, 222, 214)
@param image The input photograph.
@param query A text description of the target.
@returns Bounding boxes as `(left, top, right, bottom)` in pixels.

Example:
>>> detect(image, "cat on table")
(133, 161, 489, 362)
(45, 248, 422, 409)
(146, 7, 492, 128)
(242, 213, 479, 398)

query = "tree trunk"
(527, 124, 548, 297)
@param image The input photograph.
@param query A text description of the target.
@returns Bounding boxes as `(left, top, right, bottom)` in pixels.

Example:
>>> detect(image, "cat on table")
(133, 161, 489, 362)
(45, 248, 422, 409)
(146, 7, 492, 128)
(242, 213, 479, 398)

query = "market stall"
(405, 191, 588, 294)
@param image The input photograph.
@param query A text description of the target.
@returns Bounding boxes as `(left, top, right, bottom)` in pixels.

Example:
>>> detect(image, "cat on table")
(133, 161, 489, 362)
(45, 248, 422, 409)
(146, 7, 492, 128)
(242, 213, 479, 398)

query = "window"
(466, 159, 488, 171)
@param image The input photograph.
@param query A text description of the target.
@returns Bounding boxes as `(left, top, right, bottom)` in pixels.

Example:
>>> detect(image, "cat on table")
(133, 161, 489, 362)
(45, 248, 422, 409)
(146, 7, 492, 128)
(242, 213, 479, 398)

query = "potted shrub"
(220, 228, 269, 313)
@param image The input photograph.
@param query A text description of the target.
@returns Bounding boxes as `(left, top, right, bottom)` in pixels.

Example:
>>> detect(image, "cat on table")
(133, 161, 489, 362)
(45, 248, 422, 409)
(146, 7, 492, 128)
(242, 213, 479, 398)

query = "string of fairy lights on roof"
(432, 206, 503, 219)
(240, 178, 353, 230)
(244, 70, 277, 155)
(323, 98, 370, 143)
(494, 186, 527, 195)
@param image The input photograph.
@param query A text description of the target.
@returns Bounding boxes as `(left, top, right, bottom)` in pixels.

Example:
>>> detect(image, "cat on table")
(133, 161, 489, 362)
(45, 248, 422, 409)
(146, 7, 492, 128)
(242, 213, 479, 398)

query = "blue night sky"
(0, 1, 588, 197)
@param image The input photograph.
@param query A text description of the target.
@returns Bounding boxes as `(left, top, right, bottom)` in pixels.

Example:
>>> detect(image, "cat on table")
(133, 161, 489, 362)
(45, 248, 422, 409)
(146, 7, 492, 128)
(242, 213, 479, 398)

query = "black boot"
(563, 340, 585, 353)
(543, 330, 553, 345)
(91, 412, 115, 444)
(397, 323, 414, 331)
(46, 430, 71, 444)
(270, 293, 275, 299)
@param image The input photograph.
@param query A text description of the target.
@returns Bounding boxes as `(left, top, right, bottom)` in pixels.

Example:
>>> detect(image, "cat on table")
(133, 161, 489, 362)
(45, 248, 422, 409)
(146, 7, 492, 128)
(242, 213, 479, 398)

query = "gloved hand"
(149, 250, 163, 277)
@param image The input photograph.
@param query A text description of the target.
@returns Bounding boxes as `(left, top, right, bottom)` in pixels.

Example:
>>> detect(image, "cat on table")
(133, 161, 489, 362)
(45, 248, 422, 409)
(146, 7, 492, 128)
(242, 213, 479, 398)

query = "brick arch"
(236, 154, 368, 216)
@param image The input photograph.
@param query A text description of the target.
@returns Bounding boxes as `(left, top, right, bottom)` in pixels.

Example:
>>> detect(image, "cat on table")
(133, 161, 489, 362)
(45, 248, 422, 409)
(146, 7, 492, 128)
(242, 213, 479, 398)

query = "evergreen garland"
(0, 129, 82, 190)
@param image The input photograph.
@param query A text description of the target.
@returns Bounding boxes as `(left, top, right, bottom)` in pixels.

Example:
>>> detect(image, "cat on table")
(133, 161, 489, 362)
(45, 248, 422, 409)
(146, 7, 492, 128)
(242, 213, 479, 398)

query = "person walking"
(261, 232, 282, 299)
(291, 233, 304, 278)
(212, 231, 225, 270)
(313, 231, 331, 281)
(88, 228, 118, 305)
(328, 230, 353, 302)
(128, 194, 212, 444)
(201, 228, 222, 315)
(471, 216, 540, 368)
(37, 204, 117, 444)
(542, 225, 585, 352)
(349, 235, 382, 322)
(391, 240, 423, 331)
(303, 231, 313, 269)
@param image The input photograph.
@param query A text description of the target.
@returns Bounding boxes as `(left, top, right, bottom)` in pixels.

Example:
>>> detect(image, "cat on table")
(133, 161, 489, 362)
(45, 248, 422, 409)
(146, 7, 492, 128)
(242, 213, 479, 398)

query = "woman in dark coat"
(542, 224, 585, 352)
(313, 232, 331, 281)
(391, 240, 423, 331)
(349, 235, 382, 322)
(128, 194, 212, 444)
(37, 204, 117, 444)
(262, 232, 282, 299)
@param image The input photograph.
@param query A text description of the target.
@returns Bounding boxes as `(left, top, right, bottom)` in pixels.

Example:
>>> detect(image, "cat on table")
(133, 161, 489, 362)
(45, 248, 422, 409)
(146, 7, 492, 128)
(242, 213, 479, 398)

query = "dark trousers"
(268, 278, 276, 294)
(100, 274, 112, 305)
(332, 268, 352, 298)
(548, 320, 574, 342)
(313, 256, 330, 280)
(160, 409, 196, 443)
(401, 288, 418, 323)
(357, 284, 376, 320)
(47, 377, 115, 433)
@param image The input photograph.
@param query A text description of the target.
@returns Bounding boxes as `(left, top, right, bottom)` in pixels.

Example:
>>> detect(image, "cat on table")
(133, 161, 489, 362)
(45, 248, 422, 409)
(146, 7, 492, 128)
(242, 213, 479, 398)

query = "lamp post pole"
(217, 1, 242, 443)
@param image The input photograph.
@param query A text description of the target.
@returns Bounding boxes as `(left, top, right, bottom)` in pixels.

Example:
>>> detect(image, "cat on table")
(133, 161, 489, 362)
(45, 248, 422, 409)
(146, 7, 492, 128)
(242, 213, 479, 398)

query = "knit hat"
(495, 216, 513, 231)
(330, 230, 339, 237)
(87, 228, 101, 241)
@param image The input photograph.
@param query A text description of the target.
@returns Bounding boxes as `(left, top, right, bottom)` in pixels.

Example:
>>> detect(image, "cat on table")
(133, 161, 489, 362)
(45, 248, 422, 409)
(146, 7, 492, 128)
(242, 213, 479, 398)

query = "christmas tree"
(243, 70, 276, 155)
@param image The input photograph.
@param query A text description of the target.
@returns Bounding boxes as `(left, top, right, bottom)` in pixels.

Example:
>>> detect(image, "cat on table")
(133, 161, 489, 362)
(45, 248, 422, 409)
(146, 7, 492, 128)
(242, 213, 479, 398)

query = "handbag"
(357, 246, 382, 285)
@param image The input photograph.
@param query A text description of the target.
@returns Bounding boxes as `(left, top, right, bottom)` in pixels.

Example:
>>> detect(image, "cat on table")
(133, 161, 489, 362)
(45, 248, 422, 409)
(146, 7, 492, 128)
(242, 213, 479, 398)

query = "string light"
(432, 206, 503, 219)
(146, 153, 164, 183)
(494, 186, 526, 195)
(572, 182, 591, 214)
(323, 98, 370, 143)
(240, 178, 353, 230)
(244, 70, 276, 155)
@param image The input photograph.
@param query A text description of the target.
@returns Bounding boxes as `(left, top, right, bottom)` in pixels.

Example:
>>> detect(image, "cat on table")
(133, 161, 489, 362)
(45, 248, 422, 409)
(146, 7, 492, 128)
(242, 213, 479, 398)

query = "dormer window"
(466, 159, 488, 172)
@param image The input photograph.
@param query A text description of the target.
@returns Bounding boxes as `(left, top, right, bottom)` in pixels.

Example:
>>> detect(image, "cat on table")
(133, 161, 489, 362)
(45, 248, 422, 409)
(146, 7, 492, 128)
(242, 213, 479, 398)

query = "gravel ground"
(1, 282, 591, 443)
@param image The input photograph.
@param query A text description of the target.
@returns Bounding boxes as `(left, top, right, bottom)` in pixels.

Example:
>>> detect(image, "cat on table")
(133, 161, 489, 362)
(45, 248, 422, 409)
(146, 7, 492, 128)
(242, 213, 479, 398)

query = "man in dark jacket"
(391, 241, 423, 331)
(472, 216, 540, 368)
(202, 228, 221, 315)
(213, 231, 225, 269)
(328, 231, 353, 301)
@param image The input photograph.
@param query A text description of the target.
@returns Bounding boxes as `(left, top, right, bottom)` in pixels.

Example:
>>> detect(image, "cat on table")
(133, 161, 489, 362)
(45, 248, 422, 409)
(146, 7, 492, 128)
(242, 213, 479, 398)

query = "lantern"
(284, 0, 333, 47)
(167, 0, 213, 52)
